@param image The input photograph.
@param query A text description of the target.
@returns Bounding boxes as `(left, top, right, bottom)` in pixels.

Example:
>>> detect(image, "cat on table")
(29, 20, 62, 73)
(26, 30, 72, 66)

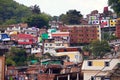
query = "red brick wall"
(38, 74, 55, 80)
(59, 25, 98, 44)
(116, 26, 120, 38)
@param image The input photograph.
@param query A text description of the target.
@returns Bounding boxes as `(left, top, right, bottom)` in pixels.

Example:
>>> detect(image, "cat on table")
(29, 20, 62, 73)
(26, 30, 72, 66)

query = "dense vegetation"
(0, 0, 83, 26)
(0, 0, 51, 28)
(83, 40, 111, 59)
(5, 47, 39, 66)
(59, 10, 83, 25)
(25, 13, 51, 28)
(0, 0, 32, 25)
(108, 0, 120, 17)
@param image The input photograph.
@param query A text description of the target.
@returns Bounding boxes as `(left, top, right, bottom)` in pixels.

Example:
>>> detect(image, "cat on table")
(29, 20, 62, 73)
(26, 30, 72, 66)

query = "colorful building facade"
(52, 32, 70, 48)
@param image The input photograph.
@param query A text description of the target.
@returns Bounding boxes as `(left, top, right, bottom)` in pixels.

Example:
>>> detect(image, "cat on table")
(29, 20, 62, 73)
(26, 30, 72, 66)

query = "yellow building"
(109, 19, 116, 27)
(82, 59, 120, 80)
(54, 47, 83, 63)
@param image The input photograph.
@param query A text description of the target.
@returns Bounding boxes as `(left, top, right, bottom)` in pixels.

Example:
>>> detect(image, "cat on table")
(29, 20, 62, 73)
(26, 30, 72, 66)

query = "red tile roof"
(17, 34, 37, 45)
(18, 34, 34, 38)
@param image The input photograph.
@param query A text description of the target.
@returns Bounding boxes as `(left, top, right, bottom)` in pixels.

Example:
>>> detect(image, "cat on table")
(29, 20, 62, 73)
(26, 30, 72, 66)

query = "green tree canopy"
(51, 16, 59, 21)
(6, 58, 16, 66)
(83, 45, 91, 52)
(108, 0, 120, 16)
(30, 4, 41, 14)
(90, 40, 111, 58)
(25, 13, 51, 28)
(102, 32, 118, 41)
(0, 0, 32, 25)
(59, 9, 83, 25)
(6, 47, 27, 66)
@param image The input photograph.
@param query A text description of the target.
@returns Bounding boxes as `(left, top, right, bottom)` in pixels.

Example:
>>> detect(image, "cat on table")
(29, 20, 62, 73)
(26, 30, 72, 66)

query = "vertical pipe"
(68, 74, 70, 80)
(77, 73, 79, 80)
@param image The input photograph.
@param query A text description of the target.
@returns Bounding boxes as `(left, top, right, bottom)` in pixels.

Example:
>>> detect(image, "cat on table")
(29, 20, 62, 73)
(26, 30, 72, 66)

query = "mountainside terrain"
(0, 0, 32, 25)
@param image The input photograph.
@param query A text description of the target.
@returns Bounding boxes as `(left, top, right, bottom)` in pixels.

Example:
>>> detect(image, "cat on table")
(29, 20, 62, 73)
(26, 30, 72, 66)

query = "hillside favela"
(1, 0, 120, 80)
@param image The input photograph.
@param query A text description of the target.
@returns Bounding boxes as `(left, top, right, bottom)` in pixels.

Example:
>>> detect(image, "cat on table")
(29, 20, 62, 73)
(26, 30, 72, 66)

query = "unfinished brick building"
(59, 25, 101, 45)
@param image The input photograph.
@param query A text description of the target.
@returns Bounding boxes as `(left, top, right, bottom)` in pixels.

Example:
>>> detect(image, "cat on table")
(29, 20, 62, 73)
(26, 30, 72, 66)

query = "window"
(88, 61, 92, 66)
(50, 44, 52, 46)
(91, 76, 94, 80)
(105, 62, 109, 66)
(56, 43, 60, 46)
(9, 70, 14, 74)
(36, 48, 38, 50)
(75, 55, 78, 59)
(111, 24, 113, 26)
(45, 48, 48, 50)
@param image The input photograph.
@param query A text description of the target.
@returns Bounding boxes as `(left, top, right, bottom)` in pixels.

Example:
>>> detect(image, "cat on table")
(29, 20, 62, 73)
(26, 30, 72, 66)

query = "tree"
(102, 32, 110, 41)
(0, 0, 32, 25)
(82, 45, 92, 59)
(90, 40, 111, 58)
(25, 13, 51, 28)
(4, 19, 17, 25)
(52, 16, 59, 21)
(6, 47, 27, 66)
(83, 45, 91, 52)
(59, 9, 83, 25)
(41, 52, 53, 59)
(27, 54, 39, 61)
(30, 4, 41, 14)
(59, 14, 68, 24)
(102, 32, 118, 41)
(108, 0, 120, 16)
(6, 58, 16, 66)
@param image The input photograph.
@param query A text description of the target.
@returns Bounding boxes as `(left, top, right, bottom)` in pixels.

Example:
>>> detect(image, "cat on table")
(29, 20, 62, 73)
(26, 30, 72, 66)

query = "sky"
(14, 0, 109, 17)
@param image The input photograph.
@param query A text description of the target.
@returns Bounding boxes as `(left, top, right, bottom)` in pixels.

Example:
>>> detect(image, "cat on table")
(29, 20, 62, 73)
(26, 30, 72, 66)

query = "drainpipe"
(49, 68, 51, 74)
(76, 73, 79, 80)
(57, 76, 59, 80)
(67, 74, 70, 80)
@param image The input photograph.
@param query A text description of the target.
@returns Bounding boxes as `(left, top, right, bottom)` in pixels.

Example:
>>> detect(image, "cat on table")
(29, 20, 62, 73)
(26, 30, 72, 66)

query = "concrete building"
(54, 47, 83, 63)
(6, 23, 28, 34)
(43, 39, 55, 54)
(52, 32, 70, 48)
(43, 32, 70, 54)
(14, 33, 37, 45)
(31, 47, 42, 54)
(23, 27, 39, 37)
(39, 29, 47, 36)
(49, 21, 63, 29)
(82, 59, 120, 80)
